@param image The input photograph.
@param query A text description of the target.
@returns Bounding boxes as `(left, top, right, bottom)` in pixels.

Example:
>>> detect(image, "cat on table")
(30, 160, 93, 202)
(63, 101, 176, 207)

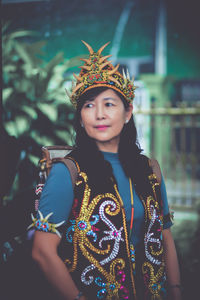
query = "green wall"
(3, 0, 200, 78)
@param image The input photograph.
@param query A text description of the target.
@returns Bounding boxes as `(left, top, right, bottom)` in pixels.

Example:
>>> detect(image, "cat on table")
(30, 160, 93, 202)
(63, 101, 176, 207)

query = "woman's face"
(80, 89, 132, 152)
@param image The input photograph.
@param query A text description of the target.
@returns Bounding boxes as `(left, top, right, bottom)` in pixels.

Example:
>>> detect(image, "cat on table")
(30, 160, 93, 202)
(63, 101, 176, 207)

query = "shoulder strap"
(34, 147, 78, 213)
(40, 146, 78, 188)
(52, 157, 78, 188)
(149, 159, 162, 184)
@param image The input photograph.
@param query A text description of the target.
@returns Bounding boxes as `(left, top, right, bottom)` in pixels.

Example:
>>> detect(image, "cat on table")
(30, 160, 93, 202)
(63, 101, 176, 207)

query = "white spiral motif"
(81, 199, 124, 286)
(144, 204, 162, 265)
(81, 264, 95, 285)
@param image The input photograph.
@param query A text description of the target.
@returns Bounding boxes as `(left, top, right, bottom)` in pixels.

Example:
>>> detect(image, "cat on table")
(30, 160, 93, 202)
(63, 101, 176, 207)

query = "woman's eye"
(105, 102, 114, 107)
(84, 103, 93, 108)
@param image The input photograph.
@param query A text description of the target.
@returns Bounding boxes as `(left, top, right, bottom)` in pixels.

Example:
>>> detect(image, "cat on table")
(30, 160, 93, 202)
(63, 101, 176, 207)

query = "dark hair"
(73, 87, 152, 196)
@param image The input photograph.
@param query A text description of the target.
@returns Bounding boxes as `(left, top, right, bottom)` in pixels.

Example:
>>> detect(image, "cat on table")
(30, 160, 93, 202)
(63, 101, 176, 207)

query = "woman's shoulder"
(48, 162, 72, 182)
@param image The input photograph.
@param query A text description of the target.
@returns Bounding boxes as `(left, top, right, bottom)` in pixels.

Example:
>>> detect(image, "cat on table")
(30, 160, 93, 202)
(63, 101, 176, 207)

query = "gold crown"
(67, 41, 136, 108)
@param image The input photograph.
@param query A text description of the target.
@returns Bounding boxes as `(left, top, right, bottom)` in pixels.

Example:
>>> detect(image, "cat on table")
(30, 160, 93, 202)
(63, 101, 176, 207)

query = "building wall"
(3, 0, 200, 79)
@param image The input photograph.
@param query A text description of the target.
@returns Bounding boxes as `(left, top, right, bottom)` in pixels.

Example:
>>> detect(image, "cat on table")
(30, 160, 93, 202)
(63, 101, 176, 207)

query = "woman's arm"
(150, 159, 182, 299)
(163, 228, 182, 300)
(32, 231, 86, 300)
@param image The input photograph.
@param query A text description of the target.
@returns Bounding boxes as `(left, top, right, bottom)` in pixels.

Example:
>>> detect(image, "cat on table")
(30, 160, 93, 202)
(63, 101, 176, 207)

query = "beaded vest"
(58, 155, 167, 300)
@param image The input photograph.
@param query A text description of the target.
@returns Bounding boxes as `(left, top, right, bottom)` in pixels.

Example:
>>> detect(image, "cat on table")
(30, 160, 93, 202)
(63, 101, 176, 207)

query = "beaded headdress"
(67, 41, 136, 108)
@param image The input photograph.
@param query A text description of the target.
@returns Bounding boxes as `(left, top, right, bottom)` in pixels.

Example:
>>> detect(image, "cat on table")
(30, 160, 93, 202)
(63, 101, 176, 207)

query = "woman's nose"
(96, 103, 105, 120)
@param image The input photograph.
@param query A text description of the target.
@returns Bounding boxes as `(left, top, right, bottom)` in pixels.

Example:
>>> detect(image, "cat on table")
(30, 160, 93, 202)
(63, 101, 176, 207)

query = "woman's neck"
(96, 143, 118, 153)
(96, 138, 119, 153)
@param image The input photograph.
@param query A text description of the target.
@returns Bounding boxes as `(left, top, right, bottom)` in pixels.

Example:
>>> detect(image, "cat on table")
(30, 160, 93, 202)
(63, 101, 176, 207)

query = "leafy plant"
(2, 22, 80, 201)
(1, 23, 81, 250)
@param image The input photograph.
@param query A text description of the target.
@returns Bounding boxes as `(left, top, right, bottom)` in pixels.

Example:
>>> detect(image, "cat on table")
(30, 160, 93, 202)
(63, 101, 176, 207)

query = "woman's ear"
(125, 104, 133, 123)
(80, 120, 84, 128)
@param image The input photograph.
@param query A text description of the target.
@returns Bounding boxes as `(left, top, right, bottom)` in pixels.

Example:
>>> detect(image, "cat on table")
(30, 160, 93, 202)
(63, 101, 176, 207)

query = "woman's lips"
(95, 125, 109, 131)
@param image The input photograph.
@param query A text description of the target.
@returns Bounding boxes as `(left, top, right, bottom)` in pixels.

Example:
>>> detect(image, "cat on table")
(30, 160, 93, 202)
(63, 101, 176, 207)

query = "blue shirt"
(38, 152, 172, 247)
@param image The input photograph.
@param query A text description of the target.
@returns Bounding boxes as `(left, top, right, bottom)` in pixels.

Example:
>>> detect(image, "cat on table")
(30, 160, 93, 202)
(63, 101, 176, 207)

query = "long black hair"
(73, 87, 152, 196)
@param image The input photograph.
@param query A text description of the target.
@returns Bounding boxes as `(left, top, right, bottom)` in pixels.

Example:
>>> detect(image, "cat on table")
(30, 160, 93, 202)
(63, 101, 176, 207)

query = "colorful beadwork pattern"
(28, 210, 64, 238)
(56, 155, 166, 300)
(141, 189, 166, 299)
(63, 171, 135, 299)
(130, 244, 136, 274)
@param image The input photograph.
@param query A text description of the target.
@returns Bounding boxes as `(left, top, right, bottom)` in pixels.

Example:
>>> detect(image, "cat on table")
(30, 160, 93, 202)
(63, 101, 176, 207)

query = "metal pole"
(110, 0, 135, 65)
(155, 0, 167, 75)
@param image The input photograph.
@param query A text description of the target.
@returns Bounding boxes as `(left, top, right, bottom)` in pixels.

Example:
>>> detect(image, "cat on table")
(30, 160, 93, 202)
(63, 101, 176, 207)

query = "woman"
(31, 41, 181, 300)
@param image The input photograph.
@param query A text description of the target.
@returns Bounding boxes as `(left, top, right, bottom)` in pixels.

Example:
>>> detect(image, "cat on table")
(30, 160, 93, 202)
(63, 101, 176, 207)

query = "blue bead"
(109, 284, 115, 290)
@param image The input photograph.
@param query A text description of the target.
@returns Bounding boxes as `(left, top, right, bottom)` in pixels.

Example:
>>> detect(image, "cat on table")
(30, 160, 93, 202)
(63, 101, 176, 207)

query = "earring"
(125, 119, 128, 124)
(81, 123, 84, 128)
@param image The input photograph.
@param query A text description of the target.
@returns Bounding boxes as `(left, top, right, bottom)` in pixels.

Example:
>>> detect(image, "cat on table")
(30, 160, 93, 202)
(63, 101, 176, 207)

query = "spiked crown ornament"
(67, 41, 136, 108)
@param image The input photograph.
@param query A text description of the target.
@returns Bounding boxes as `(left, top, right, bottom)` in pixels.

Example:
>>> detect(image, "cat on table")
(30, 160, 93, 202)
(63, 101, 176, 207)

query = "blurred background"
(1, 0, 200, 299)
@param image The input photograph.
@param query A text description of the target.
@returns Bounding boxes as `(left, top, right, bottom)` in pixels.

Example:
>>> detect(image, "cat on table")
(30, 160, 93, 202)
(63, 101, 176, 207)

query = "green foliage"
(2, 22, 80, 202)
